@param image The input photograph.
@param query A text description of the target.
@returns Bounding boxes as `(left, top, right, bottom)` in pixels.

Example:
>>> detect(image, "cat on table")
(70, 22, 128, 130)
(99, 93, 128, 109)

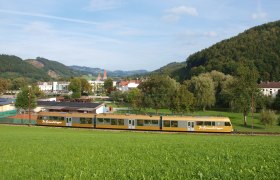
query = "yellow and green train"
(37, 112, 233, 133)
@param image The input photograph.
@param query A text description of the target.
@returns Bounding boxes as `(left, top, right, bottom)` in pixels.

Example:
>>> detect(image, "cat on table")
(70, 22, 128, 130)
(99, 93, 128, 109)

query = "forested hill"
(26, 57, 82, 79)
(70, 65, 149, 77)
(0, 55, 50, 81)
(184, 20, 280, 81)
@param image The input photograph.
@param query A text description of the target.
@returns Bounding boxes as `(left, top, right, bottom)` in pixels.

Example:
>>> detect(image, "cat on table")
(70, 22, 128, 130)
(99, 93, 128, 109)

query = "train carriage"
(36, 112, 233, 133)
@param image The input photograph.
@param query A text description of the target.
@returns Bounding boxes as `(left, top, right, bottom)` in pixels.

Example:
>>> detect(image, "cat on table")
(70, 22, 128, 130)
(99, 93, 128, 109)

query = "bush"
(260, 109, 276, 126)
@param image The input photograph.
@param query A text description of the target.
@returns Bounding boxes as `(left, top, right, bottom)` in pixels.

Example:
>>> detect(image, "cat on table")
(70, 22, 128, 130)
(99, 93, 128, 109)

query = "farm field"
(0, 125, 279, 179)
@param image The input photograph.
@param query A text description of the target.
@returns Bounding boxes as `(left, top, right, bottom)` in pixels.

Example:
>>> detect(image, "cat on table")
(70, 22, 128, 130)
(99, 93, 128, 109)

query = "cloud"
(163, 5, 198, 23)
(251, 12, 267, 20)
(167, 6, 198, 16)
(203, 31, 217, 37)
(0, 9, 99, 25)
(162, 14, 180, 23)
(88, 0, 123, 11)
(23, 21, 54, 35)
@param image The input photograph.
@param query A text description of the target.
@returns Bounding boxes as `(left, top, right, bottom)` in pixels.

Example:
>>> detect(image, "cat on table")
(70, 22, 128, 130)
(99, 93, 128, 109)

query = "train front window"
(225, 122, 231, 126)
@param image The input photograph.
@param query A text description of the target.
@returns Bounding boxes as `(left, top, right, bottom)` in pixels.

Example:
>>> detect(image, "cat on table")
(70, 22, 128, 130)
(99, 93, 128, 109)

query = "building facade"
(259, 82, 280, 98)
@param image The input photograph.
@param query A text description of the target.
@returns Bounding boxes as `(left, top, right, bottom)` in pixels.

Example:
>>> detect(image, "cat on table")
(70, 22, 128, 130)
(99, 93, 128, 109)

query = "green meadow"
(0, 125, 279, 179)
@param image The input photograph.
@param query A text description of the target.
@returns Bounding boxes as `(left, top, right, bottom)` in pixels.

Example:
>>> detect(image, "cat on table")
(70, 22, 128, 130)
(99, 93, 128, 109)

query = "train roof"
(37, 112, 230, 122)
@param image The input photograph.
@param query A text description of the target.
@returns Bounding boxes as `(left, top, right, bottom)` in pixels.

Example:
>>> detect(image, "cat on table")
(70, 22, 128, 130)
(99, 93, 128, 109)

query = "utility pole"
(28, 86, 31, 126)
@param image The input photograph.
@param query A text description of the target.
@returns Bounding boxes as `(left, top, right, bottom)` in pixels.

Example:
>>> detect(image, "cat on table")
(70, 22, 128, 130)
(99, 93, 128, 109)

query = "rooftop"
(259, 82, 280, 88)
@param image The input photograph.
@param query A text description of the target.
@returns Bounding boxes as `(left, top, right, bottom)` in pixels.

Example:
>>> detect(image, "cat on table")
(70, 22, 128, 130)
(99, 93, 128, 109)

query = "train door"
(128, 119, 135, 129)
(66, 117, 72, 126)
(187, 121, 194, 131)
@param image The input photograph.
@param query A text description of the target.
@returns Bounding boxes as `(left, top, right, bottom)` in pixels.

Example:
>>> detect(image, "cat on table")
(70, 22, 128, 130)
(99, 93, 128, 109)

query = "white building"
(0, 98, 15, 112)
(259, 82, 280, 98)
(38, 82, 53, 91)
(116, 80, 140, 92)
(38, 81, 70, 93)
(88, 80, 117, 94)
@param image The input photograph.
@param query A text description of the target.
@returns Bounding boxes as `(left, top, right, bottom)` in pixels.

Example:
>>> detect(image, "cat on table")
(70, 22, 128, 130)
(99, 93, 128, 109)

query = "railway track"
(1, 123, 280, 136)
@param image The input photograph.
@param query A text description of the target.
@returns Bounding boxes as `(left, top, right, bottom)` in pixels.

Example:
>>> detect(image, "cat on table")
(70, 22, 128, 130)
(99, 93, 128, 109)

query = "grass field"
(0, 125, 279, 179)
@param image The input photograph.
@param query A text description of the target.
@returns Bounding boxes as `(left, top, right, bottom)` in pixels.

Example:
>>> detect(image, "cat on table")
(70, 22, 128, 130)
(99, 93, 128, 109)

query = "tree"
(110, 90, 123, 105)
(0, 78, 11, 94)
(138, 75, 178, 114)
(260, 109, 277, 127)
(190, 75, 215, 111)
(272, 91, 280, 111)
(80, 78, 92, 95)
(68, 78, 81, 98)
(228, 61, 259, 126)
(11, 77, 28, 90)
(104, 78, 113, 95)
(15, 86, 37, 112)
(126, 88, 142, 110)
(31, 85, 45, 98)
(169, 84, 194, 114)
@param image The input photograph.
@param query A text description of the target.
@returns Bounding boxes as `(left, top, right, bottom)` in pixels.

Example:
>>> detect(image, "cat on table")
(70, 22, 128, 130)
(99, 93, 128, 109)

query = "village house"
(258, 82, 280, 98)
(116, 80, 140, 92)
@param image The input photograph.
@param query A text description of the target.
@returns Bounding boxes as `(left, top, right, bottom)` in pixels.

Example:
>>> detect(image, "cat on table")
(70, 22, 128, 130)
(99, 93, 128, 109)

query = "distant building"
(37, 81, 70, 94)
(116, 80, 140, 92)
(0, 98, 15, 112)
(96, 71, 107, 81)
(259, 82, 280, 98)
(35, 101, 108, 114)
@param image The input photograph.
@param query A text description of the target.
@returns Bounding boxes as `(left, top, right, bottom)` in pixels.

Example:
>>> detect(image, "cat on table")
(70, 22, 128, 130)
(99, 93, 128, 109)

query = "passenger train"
(37, 112, 233, 133)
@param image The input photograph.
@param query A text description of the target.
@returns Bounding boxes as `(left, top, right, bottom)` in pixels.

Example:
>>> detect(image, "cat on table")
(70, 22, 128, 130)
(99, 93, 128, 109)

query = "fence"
(0, 110, 36, 125)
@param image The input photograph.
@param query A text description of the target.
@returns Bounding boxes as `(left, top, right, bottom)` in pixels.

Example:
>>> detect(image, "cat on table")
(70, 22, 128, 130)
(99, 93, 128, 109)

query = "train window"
(118, 119, 124, 125)
(225, 122, 231, 126)
(87, 118, 92, 124)
(196, 121, 203, 125)
(171, 121, 178, 127)
(137, 120, 144, 126)
(97, 118, 103, 123)
(211, 122, 215, 126)
(152, 120, 158, 125)
(80, 118, 86, 124)
(104, 118, 110, 124)
(144, 120, 151, 125)
(205, 121, 211, 126)
(111, 119, 117, 125)
(164, 121, 170, 127)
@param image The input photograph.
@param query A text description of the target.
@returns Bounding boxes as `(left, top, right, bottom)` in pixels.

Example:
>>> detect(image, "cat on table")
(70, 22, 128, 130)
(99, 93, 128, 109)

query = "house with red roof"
(258, 82, 280, 98)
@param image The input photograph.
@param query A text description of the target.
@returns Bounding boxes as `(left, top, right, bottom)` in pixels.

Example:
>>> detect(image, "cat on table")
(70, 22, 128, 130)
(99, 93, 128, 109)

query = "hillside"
(26, 57, 82, 78)
(182, 20, 280, 81)
(151, 62, 187, 82)
(70, 65, 149, 77)
(0, 55, 50, 81)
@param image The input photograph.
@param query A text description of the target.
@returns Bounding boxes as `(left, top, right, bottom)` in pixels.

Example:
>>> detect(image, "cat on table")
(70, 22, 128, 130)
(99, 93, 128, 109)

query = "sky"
(0, 0, 279, 71)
